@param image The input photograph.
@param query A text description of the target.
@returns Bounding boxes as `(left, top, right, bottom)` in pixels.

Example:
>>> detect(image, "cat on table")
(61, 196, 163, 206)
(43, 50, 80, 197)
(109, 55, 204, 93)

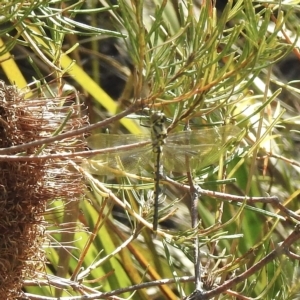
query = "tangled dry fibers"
(0, 81, 87, 299)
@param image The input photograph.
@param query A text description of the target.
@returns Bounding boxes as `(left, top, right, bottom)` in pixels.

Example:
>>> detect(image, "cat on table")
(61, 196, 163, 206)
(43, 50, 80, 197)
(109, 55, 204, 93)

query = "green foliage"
(2, 0, 300, 299)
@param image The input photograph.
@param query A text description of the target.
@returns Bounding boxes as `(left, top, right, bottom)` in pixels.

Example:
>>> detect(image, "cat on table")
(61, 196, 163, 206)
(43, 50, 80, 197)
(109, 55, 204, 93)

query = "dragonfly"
(83, 112, 241, 232)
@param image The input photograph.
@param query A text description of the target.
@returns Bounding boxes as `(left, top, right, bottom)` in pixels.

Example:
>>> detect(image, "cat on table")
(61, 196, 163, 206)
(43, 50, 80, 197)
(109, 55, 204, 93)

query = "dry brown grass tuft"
(0, 81, 87, 299)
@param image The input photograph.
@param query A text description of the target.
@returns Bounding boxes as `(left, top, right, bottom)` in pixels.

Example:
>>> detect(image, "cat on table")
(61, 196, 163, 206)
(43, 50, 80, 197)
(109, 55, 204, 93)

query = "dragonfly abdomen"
(150, 111, 168, 233)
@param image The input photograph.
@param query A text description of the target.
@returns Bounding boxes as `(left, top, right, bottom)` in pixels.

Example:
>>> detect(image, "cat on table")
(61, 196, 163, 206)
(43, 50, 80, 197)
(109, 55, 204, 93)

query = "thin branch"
(164, 177, 300, 222)
(0, 102, 140, 155)
(24, 276, 194, 299)
(196, 224, 300, 300)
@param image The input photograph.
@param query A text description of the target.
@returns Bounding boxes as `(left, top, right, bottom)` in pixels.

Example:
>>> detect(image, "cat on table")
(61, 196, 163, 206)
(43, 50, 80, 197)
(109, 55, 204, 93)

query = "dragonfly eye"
(150, 111, 166, 125)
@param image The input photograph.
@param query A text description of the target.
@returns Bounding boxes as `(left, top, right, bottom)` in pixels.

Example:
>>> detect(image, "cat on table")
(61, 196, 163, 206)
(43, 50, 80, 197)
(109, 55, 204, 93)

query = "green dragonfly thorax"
(150, 111, 167, 154)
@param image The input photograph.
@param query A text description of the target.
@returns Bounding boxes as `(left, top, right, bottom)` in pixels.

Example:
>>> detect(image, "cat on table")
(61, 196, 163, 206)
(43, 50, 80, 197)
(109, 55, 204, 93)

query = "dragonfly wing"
(84, 133, 153, 175)
(84, 125, 241, 174)
(162, 144, 218, 172)
(82, 145, 153, 176)
(165, 125, 240, 145)
(86, 133, 151, 148)
(163, 125, 241, 172)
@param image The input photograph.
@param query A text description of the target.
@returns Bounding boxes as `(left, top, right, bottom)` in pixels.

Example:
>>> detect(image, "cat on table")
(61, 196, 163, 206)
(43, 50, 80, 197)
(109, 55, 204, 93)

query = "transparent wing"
(86, 133, 151, 148)
(83, 133, 152, 175)
(162, 125, 241, 172)
(83, 125, 241, 175)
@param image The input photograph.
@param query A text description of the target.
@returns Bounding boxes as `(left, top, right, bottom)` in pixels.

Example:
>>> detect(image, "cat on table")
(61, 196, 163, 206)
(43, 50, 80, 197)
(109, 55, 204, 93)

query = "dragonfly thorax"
(150, 111, 167, 154)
